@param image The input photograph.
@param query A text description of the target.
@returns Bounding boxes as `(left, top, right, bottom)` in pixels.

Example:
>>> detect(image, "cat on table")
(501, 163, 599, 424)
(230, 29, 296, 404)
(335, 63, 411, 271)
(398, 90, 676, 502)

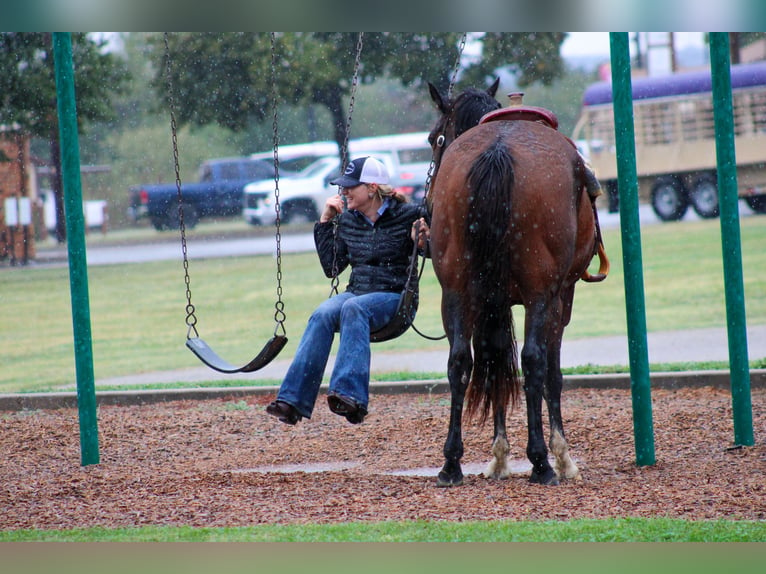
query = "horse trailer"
(572, 61, 766, 220)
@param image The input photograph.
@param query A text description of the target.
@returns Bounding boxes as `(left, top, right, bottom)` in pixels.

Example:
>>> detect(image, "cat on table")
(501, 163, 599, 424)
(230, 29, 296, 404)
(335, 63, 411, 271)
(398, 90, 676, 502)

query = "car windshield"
(298, 157, 339, 177)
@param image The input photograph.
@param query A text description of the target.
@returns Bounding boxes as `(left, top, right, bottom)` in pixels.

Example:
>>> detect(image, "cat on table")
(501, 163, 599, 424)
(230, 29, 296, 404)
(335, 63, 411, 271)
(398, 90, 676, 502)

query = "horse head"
(427, 77, 501, 175)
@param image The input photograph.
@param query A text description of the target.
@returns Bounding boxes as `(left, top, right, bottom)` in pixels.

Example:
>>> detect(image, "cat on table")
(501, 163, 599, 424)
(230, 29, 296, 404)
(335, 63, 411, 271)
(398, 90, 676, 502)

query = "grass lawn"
(2, 517, 765, 542)
(2, 216, 765, 393)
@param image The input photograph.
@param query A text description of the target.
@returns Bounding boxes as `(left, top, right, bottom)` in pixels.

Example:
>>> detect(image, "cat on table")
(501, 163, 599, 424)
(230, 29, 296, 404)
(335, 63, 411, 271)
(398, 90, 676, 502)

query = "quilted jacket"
(314, 200, 427, 295)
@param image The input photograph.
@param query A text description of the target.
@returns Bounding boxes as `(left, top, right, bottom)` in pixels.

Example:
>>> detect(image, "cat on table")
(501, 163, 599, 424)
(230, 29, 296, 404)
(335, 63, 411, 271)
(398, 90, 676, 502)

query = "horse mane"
(451, 88, 501, 138)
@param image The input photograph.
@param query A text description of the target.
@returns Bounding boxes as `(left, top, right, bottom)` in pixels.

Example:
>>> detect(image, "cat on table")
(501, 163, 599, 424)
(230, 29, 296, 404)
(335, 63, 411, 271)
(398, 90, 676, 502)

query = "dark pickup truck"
(128, 157, 278, 230)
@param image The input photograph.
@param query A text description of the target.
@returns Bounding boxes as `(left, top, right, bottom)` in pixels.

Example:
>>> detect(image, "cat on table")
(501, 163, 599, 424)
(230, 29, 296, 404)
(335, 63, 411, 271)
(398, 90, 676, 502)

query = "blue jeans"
(276, 291, 401, 418)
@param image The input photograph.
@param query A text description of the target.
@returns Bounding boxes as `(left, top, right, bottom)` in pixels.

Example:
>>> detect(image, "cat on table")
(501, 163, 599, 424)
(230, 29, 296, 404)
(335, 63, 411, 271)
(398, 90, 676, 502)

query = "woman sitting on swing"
(266, 156, 430, 426)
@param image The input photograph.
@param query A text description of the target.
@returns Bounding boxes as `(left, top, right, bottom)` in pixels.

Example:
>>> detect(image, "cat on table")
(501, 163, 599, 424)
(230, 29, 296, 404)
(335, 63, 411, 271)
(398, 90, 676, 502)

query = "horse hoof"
(436, 471, 464, 487)
(529, 469, 559, 486)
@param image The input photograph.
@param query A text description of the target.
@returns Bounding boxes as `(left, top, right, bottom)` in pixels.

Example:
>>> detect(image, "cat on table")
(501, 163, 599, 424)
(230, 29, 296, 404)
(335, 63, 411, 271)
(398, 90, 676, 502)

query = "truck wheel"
(745, 195, 766, 214)
(651, 176, 688, 221)
(282, 201, 318, 224)
(167, 202, 200, 229)
(151, 217, 168, 231)
(689, 173, 720, 218)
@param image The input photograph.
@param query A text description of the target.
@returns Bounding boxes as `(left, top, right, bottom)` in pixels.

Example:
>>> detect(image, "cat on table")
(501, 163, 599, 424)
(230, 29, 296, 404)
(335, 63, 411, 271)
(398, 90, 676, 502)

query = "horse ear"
(429, 82, 448, 113)
(487, 77, 500, 99)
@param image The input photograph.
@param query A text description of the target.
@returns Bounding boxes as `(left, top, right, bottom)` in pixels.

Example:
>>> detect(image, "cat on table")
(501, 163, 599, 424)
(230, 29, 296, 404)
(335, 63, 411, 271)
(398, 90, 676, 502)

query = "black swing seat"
(186, 334, 288, 374)
(369, 286, 418, 343)
(369, 233, 423, 343)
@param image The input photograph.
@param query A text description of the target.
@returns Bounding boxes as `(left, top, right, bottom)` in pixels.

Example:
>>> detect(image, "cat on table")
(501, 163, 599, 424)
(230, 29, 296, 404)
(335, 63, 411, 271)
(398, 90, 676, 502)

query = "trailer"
(572, 61, 766, 220)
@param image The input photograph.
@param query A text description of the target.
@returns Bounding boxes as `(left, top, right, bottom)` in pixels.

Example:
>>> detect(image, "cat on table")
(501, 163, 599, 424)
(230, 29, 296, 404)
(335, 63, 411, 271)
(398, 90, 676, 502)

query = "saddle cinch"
(479, 93, 610, 283)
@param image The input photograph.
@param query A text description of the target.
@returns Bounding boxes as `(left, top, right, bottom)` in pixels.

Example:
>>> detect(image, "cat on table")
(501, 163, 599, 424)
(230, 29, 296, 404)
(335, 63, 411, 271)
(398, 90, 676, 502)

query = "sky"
(561, 32, 707, 57)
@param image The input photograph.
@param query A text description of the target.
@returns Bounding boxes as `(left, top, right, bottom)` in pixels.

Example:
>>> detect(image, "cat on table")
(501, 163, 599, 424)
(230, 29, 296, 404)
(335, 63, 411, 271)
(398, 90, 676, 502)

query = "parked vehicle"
(572, 61, 766, 220)
(252, 133, 433, 196)
(244, 153, 399, 226)
(251, 140, 339, 173)
(349, 132, 433, 203)
(128, 157, 280, 230)
(243, 132, 434, 226)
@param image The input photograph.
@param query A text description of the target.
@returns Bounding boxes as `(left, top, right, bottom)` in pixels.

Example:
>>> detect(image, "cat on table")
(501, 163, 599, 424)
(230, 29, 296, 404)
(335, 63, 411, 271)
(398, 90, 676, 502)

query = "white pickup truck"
(244, 132, 433, 226)
(243, 154, 398, 225)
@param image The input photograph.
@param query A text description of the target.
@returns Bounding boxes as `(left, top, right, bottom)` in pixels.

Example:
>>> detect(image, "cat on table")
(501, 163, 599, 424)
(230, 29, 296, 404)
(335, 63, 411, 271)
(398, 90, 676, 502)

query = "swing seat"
(186, 335, 288, 374)
(370, 287, 418, 343)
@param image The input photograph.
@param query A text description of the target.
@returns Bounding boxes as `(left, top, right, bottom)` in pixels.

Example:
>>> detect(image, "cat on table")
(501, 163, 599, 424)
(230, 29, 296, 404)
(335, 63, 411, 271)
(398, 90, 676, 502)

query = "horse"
(426, 79, 608, 487)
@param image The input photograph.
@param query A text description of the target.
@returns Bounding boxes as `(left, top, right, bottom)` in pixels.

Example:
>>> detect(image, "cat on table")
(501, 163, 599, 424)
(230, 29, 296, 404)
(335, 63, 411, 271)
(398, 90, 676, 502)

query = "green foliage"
(0, 33, 129, 136)
(3, 33, 590, 228)
(153, 32, 567, 153)
(460, 32, 568, 88)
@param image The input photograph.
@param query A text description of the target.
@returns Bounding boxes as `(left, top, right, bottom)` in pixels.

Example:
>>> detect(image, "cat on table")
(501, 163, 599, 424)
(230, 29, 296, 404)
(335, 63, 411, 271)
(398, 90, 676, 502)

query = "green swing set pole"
(609, 33, 655, 466)
(709, 33, 754, 447)
(52, 33, 99, 466)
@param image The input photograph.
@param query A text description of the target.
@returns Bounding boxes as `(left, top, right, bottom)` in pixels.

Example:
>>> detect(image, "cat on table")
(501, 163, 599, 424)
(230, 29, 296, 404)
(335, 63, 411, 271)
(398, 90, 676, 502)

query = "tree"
(460, 32, 568, 87)
(153, 33, 567, 159)
(0, 33, 129, 242)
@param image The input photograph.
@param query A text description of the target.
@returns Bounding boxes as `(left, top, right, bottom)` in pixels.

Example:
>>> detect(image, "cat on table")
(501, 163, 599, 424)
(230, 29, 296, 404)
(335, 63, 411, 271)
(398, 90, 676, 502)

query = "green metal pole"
(52, 33, 100, 466)
(609, 33, 655, 466)
(709, 33, 754, 447)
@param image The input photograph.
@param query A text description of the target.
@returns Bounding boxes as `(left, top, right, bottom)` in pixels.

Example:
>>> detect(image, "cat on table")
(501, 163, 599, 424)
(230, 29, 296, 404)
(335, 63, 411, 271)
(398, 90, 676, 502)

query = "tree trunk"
(50, 129, 66, 244)
(318, 85, 350, 168)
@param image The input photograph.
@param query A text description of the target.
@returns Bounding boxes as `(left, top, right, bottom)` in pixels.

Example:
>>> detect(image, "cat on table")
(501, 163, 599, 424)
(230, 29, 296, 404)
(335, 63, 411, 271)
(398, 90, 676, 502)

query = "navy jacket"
(314, 200, 427, 295)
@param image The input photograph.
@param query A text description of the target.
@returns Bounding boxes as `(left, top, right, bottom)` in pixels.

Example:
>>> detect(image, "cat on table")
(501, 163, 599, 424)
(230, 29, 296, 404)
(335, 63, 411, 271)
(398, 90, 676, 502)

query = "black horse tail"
(464, 138, 520, 424)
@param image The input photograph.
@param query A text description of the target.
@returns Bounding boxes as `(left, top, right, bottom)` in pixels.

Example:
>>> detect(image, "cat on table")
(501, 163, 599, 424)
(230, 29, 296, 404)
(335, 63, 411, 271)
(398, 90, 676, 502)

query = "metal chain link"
(330, 32, 364, 296)
(270, 33, 287, 336)
(163, 33, 198, 338)
(448, 32, 467, 99)
(423, 32, 467, 201)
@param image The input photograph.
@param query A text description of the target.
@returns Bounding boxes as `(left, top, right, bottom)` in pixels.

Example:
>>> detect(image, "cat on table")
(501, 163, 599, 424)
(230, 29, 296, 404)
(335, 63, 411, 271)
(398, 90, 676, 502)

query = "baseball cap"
(330, 156, 390, 187)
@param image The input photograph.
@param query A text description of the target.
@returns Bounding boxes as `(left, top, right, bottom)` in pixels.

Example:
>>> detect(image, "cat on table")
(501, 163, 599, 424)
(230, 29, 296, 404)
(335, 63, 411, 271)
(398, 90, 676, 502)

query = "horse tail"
(464, 138, 521, 424)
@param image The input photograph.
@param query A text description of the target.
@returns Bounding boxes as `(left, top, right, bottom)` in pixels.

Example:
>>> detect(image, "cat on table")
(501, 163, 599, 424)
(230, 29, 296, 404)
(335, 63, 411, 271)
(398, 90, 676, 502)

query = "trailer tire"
(745, 195, 766, 214)
(651, 176, 688, 221)
(689, 173, 720, 218)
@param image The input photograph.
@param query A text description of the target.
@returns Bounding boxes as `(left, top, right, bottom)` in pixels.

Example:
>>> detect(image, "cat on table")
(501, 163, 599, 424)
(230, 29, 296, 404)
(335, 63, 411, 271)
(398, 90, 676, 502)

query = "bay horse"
(426, 79, 608, 486)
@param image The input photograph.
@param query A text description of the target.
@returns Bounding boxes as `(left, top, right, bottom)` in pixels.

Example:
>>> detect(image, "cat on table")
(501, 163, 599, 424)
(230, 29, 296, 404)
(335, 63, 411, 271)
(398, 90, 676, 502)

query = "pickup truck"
(128, 157, 279, 230)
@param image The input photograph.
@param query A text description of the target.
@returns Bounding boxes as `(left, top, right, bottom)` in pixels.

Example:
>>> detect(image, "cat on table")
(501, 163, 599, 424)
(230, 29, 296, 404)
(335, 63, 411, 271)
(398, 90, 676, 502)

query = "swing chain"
(163, 33, 199, 338)
(330, 32, 364, 296)
(270, 33, 287, 337)
(448, 32, 467, 99)
(423, 32, 467, 201)
(339, 32, 364, 170)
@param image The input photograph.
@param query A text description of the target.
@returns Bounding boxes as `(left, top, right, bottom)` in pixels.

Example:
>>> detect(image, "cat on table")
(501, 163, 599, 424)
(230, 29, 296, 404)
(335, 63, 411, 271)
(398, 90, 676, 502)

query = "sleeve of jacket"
(314, 220, 348, 278)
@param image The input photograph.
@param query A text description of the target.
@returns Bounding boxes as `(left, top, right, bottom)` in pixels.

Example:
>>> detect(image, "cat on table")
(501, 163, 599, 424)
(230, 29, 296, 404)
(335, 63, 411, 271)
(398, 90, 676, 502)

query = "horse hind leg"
(545, 291, 581, 482)
(550, 428, 581, 481)
(522, 303, 558, 485)
(545, 359, 581, 482)
(483, 407, 512, 480)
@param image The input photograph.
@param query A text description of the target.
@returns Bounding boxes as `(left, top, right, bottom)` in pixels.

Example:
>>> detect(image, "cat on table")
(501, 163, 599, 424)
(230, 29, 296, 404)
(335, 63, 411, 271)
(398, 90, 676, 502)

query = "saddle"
(479, 92, 559, 130)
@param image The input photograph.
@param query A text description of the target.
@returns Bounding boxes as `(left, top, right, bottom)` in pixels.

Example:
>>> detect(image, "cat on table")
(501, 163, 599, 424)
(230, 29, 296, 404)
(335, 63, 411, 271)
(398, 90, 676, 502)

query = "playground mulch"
(1, 386, 763, 530)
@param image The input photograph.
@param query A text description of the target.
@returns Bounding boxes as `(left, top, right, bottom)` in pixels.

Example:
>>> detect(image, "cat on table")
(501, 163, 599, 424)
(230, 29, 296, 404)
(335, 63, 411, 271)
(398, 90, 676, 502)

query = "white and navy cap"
(330, 156, 390, 187)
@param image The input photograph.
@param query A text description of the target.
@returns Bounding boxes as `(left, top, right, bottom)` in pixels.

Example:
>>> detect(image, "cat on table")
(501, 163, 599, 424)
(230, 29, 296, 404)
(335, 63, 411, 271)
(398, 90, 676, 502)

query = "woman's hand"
(411, 217, 430, 250)
(320, 195, 345, 223)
